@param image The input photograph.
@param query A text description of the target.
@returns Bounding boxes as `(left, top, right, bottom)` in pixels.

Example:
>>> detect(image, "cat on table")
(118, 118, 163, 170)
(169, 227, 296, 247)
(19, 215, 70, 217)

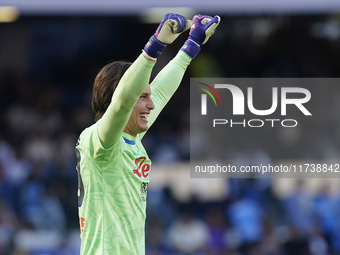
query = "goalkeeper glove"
(143, 13, 193, 60)
(181, 14, 221, 59)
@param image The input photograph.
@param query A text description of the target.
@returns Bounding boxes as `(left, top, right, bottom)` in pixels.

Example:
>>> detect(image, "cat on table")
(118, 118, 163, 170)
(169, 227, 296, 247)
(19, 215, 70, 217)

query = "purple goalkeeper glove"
(143, 13, 192, 60)
(181, 14, 221, 59)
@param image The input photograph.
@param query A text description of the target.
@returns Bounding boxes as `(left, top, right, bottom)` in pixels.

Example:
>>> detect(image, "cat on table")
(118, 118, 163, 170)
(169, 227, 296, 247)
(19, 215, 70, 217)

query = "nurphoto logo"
(197, 82, 312, 128)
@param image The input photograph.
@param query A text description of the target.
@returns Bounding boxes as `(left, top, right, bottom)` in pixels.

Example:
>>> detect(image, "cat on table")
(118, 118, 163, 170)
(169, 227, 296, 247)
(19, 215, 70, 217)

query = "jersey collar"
(122, 132, 136, 145)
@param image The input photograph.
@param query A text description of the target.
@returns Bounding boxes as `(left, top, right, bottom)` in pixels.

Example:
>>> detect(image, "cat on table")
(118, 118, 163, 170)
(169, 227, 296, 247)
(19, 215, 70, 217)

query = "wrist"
(142, 50, 157, 62)
(143, 35, 167, 59)
(180, 39, 201, 59)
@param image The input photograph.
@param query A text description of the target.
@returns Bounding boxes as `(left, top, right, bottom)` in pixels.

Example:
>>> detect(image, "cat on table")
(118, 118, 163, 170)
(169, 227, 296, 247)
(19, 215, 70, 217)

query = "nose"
(147, 97, 155, 110)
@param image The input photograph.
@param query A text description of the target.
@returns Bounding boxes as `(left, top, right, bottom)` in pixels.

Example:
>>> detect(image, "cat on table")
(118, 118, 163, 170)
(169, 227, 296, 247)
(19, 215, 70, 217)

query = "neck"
(123, 128, 137, 137)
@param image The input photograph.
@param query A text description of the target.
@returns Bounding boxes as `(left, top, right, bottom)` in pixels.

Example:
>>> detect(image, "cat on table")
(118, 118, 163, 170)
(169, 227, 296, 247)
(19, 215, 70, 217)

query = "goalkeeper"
(75, 13, 220, 255)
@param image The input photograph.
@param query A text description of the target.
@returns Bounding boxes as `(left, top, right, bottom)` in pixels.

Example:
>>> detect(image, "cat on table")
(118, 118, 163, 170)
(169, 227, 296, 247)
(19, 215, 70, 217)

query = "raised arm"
(97, 55, 154, 148)
(97, 13, 192, 148)
(140, 14, 221, 136)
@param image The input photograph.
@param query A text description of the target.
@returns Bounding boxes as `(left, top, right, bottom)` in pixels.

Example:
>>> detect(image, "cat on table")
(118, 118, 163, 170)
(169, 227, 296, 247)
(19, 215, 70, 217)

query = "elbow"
(111, 95, 134, 114)
(118, 95, 133, 108)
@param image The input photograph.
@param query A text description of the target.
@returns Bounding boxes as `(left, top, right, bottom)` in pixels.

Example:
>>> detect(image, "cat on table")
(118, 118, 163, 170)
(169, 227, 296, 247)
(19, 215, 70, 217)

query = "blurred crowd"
(0, 14, 340, 254)
(145, 178, 340, 255)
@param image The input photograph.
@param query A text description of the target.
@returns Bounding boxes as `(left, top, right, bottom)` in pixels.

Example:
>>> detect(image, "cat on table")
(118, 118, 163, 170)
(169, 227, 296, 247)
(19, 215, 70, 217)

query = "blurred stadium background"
(1, 1, 340, 254)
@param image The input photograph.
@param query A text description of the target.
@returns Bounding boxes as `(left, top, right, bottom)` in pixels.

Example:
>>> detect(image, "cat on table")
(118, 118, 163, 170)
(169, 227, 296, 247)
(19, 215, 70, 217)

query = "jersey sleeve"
(140, 50, 192, 139)
(77, 121, 123, 161)
(98, 54, 155, 148)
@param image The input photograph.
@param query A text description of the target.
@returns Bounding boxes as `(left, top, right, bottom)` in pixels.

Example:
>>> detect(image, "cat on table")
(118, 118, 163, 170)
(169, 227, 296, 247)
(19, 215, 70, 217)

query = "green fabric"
(98, 54, 155, 148)
(143, 51, 192, 137)
(76, 123, 150, 255)
(76, 51, 191, 255)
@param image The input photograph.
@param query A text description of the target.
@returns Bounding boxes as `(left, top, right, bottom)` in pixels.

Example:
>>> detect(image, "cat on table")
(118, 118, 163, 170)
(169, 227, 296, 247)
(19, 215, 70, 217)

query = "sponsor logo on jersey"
(133, 156, 151, 178)
(79, 217, 85, 233)
(140, 182, 148, 201)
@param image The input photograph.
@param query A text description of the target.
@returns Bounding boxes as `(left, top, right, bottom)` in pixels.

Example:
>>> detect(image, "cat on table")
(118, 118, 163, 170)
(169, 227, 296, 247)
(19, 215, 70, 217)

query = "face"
(123, 85, 155, 137)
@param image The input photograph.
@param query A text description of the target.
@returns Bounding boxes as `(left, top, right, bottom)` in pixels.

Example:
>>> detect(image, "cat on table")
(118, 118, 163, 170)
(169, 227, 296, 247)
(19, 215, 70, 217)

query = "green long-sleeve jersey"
(76, 50, 191, 255)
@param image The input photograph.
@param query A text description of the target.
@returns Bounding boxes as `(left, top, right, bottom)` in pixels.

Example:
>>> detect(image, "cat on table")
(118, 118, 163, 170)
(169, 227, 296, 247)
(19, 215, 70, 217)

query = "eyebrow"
(141, 92, 150, 96)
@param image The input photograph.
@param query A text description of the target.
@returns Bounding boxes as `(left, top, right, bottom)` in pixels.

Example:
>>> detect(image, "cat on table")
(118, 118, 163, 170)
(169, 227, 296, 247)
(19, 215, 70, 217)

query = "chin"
(137, 125, 148, 133)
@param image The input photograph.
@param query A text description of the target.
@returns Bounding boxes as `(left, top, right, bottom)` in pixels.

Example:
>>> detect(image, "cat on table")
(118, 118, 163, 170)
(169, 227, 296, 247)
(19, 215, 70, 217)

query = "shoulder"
(76, 121, 99, 148)
(77, 121, 123, 161)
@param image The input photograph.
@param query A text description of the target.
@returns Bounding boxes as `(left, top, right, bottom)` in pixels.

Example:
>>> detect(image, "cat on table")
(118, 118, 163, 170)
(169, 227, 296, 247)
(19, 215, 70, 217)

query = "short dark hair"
(92, 61, 132, 122)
